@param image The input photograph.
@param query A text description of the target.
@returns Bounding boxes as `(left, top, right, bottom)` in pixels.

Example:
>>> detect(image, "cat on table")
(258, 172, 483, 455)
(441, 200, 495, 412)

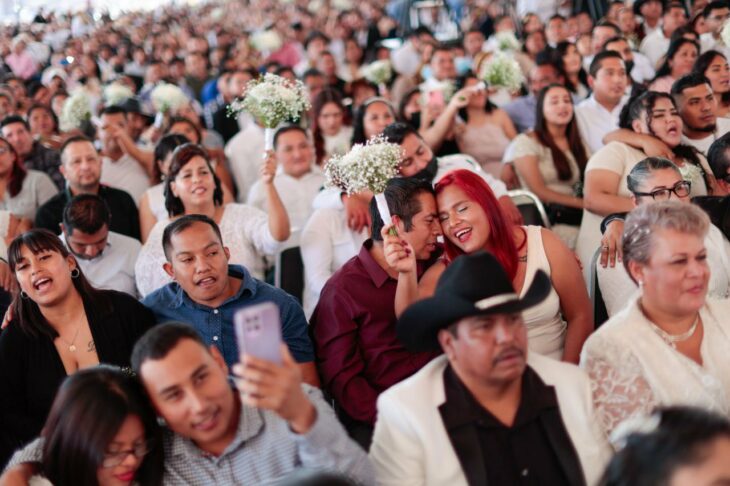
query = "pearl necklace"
(647, 314, 700, 349)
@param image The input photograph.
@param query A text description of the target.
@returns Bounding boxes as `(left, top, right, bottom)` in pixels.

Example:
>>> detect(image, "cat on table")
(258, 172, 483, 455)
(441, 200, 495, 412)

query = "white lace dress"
(580, 297, 730, 441)
(135, 203, 280, 297)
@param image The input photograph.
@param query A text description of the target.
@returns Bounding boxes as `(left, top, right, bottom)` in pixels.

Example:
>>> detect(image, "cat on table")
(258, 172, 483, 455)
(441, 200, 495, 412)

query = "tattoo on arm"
(87, 340, 96, 353)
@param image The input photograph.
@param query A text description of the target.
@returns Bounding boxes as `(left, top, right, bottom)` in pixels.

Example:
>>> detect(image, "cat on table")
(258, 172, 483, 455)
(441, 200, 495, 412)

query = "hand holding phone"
(234, 302, 283, 364)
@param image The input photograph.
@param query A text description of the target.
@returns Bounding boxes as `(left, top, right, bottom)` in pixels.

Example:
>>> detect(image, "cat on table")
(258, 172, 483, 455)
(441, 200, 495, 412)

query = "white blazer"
(369, 353, 612, 486)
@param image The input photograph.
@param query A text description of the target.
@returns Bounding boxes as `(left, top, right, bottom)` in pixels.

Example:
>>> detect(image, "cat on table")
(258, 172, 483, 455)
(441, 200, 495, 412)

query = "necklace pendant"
(69, 344, 77, 352)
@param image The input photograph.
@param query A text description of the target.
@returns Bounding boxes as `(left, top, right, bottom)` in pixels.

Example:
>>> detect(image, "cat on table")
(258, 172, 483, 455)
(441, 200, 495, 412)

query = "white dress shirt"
(225, 117, 265, 202)
(300, 207, 369, 319)
(639, 29, 670, 69)
(631, 52, 656, 84)
(62, 231, 141, 298)
(247, 165, 326, 233)
(575, 94, 629, 156)
(100, 153, 151, 205)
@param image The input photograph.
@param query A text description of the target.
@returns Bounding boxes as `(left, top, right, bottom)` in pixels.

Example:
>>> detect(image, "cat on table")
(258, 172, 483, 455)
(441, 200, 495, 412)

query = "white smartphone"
(234, 302, 283, 364)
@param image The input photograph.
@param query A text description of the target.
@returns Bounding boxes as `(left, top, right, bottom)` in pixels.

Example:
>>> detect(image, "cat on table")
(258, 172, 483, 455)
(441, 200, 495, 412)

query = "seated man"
(61, 194, 141, 297)
(3, 323, 375, 485)
(370, 252, 611, 485)
(310, 178, 442, 447)
(35, 135, 141, 240)
(247, 125, 325, 235)
(142, 214, 318, 386)
(1, 115, 64, 190)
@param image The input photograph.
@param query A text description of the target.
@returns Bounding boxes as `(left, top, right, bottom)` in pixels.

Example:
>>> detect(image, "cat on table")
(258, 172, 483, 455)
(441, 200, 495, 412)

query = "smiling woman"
(0, 229, 156, 467)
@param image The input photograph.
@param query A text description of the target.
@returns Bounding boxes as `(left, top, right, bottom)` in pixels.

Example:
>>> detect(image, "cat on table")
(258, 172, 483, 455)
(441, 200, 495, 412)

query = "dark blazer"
(0, 290, 155, 467)
(692, 196, 730, 240)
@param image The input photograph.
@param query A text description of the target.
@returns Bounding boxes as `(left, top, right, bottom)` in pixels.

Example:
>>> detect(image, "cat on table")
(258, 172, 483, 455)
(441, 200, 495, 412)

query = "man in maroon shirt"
(310, 177, 443, 448)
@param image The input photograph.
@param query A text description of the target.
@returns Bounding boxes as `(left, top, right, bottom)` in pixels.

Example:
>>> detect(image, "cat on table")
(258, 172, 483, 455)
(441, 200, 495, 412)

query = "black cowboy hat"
(397, 251, 551, 352)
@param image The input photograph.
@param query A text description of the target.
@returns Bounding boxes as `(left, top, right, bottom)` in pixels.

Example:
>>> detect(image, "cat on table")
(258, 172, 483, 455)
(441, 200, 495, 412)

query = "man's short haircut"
(370, 177, 436, 241)
(62, 194, 111, 236)
(670, 72, 711, 97)
(589, 50, 624, 78)
(302, 68, 324, 81)
(602, 35, 628, 51)
(707, 132, 730, 178)
(60, 135, 95, 162)
(703, 1, 729, 18)
(548, 13, 566, 22)
(594, 19, 621, 34)
(0, 114, 29, 131)
(161, 214, 224, 261)
(431, 43, 453, 58)
(131, 322, 207, 374)
(304, 31, 330, 49)
(273, 124, 308, 150)
(100, 105, 127, 118)
(663, 1, 686, 14)
(382, 122, 421, 145)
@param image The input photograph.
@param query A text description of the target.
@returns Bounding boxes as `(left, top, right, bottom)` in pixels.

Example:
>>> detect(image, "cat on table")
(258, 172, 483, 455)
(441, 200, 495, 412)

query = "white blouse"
(135, 203, 280, 297)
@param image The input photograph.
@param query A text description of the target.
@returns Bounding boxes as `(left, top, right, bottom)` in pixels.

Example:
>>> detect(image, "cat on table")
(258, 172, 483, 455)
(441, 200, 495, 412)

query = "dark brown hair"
(42, 365, 164, 486)
(0, 136, 27, 197)
(534, 84, 588, 181)
(310, 89, 348, 165)
(8, 229, 108, 339)
(164, 143, 223, 217)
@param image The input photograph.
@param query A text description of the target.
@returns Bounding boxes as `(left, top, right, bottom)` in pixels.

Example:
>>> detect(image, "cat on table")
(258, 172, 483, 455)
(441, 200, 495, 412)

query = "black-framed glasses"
(102, 442, 149, 468)
(632, 180, 691, 201)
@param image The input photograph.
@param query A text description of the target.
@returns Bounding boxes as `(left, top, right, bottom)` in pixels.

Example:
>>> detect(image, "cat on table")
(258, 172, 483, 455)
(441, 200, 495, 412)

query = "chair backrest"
(589, 247, 609, 328)
(508, 189, 551, 228)
(274, 246, 304, 304)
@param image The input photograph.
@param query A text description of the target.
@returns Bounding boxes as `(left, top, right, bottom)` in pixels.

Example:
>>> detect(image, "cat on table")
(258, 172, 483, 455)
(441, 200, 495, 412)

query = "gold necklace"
(58, 325, 82, 353)
(647, 314, 700, 349)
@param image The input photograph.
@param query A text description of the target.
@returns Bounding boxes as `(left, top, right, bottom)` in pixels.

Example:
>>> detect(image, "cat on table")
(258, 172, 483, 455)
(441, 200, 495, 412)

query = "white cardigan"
(370, 353, 612, 486)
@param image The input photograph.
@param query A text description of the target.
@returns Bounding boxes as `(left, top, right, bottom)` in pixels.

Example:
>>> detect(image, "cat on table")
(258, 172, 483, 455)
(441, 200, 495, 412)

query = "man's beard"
(685, 120, 717, 134)
(410, 156, 439, 182)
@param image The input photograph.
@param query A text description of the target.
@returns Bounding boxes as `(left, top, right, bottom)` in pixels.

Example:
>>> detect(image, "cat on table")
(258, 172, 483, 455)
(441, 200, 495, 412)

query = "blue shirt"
(142, 265, 314, 367)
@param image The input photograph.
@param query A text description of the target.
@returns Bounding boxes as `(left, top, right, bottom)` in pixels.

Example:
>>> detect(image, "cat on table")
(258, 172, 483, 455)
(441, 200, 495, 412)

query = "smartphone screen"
(234, 302, 283, 364)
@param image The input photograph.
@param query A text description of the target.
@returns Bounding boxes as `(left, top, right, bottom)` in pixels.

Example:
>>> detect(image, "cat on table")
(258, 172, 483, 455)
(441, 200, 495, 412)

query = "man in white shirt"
(673, 72, 730, 156)
(545, 14, 568, 48)
(582, 20, 622, 72)
(391, 27, 435, 77)
(634, 0, 663, 39)
(639, 2, 687, 69)
(97, 105, 152, 205)
(576, 51, 629, 155)
(247, 126, 325, 236)
(61, 194, 141, 297)
(700, 2, 730, 57)
(224, 113, 264, 203)
(604, 36, 656, 85)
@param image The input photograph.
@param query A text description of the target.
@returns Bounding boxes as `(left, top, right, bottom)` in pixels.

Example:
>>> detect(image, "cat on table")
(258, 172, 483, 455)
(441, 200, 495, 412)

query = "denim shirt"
(142, 265, 314, 367)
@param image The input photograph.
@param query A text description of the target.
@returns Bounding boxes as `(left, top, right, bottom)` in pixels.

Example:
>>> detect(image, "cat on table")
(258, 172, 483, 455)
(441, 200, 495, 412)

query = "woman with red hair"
(388, 169, 593, 363)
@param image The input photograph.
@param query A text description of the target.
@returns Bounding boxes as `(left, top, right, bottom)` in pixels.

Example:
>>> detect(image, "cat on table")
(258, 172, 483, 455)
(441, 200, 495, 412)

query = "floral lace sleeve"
(582, 338, 657, 438)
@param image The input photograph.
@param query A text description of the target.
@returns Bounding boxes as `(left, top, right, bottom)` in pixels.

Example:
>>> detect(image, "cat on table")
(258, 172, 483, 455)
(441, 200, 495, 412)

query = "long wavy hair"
(435, 169, 519, 280)
(164, 143, 224, 217)
(41, 365, 164, 486)
(693, 50, 730, 106)
(534, 84, 588, 181)
(310, 89, 349, 165)
(653, 38, 699, 81)
(0, 136, 27, 197)
(351, 97, 396, 145)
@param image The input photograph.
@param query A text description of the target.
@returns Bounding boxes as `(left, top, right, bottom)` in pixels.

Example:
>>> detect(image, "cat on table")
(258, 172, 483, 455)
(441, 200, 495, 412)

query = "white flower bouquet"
(420, 80, 456, 106)
(325, 135, 402, 230)
(495, 30, 521, 52)
(361, 60, 393, 88)
(103, 83, 134, 106)
(479, 52, 524, 93)
(228, 73, 311, 150)
(722, 19, 730, 48)
(150, 83, 189, 114)
(251, 30, 283, 54)
(59, 90, 92, 132)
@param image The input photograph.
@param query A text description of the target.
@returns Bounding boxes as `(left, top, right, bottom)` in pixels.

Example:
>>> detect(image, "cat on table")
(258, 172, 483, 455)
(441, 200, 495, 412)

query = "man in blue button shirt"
(142, 214, 319, 386)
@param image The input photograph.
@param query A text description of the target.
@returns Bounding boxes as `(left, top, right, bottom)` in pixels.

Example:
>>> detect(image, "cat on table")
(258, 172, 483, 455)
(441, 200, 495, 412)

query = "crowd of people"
(0, 0, 730, 484)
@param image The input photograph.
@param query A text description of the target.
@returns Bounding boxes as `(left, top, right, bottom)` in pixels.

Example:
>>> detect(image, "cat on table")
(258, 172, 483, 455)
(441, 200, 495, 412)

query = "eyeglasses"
(632, 180, 691, 201)
(102, 442, 149, 468)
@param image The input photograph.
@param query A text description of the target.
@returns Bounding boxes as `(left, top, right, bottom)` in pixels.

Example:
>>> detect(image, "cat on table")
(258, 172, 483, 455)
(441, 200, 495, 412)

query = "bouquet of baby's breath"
(59, 90, 92, 132)
(722, 19, 730, 48)
(495, 30, 521, 52)
(150, 83, 189, 114)
(103, 83, 134, 106)
(251, 30, 283, 54)
(325, 135, 402, 231)
(479, 52, 525, 92)
(228, 73, 311, 150)
(361, 60, 393, 90)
